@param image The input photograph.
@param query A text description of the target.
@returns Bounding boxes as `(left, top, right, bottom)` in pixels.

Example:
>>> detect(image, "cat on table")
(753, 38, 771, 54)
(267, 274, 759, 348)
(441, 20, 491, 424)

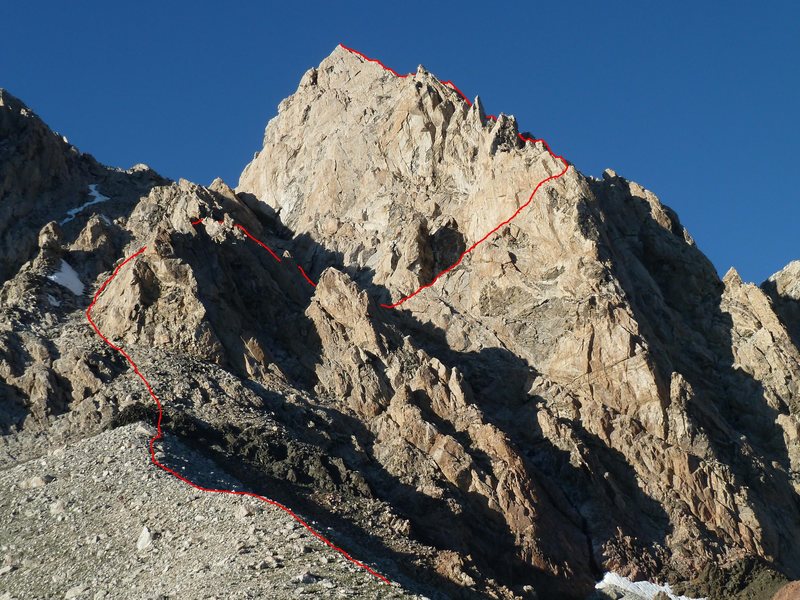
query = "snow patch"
(60, 184, 110, 224)
(596, 572, 705, 600)
(46, 294, 61, 307)
(47, 260, 85, 296)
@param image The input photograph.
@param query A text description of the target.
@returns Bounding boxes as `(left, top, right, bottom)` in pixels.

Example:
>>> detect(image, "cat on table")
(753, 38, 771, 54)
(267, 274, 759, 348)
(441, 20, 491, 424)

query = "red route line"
(440, 80, 471, 106)
(379, 158, 569, 309)
(234, 223, 282, 263)
(190, 47, 570, 308)
(191, 217, 283, 264)
(84, 45, 570, 589)
(191, 218, 312, 283)
(297, 265, 317, 287)
(338, 43, 409, 79)
(333, 44, 571, 309)
(85, 247, 390, 585)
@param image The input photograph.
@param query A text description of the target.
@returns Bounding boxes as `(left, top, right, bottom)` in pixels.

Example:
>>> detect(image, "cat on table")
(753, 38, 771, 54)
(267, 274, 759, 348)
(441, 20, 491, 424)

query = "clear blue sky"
(2, 1, 797, 283)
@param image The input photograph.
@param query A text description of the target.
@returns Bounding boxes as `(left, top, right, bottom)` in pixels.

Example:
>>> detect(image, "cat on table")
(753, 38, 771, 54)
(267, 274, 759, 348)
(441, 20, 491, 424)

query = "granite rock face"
(1, 46, 798, 599)
(763, 260, 800, 348)
(237, 46, 800, 594)
(0, 90, 166, 285)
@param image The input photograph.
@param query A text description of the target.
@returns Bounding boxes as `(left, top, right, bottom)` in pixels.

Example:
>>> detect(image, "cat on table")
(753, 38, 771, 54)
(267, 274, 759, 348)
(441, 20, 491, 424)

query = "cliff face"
(1, 46, 798, 599)
(237, 45, 800, 582)
(763, 260, 800, 349)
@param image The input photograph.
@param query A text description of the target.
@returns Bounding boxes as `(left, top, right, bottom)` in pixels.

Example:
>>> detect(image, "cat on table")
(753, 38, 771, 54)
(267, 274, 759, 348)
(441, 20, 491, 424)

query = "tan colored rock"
(764, 260, 800, 347)
(238, 45, 800, 587)
(772, 581, 800, 600)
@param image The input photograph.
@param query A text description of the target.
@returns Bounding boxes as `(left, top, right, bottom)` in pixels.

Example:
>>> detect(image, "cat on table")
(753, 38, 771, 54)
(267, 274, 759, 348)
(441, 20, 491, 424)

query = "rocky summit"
(1, 45, 799, 600)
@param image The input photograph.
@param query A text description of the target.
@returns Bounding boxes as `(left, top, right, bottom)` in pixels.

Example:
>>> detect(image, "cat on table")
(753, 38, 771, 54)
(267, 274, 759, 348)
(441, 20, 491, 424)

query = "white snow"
(60, 184, 110, 224)
(46, 294, 61, 307)
(596, 572, 705, 600)
(47, 260, 85, 296)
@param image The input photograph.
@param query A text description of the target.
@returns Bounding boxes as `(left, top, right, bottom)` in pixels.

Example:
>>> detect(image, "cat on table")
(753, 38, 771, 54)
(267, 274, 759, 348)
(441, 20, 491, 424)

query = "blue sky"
(2, 1, 797, 283)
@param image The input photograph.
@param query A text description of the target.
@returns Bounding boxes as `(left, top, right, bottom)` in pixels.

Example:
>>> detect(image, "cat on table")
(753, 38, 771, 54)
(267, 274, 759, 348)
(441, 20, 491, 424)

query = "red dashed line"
(86, 247, 390, 585)
(297, 265, 317, 287)
(332, 44, 571, 309)
(440, 80, 471, 106)
(338, 43, 409, 79)
(379, 162, 568, 308)
(193, 46, 570, 310)
(191, 217, 283, 264)
(86, 44, 573, 589)
(234, 223, 281, 263)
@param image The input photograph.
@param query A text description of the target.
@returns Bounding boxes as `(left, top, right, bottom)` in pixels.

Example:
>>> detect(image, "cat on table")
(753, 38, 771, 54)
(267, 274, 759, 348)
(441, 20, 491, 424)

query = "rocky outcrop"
(0, 89, 167, 285)
(763, 260, 800, 348)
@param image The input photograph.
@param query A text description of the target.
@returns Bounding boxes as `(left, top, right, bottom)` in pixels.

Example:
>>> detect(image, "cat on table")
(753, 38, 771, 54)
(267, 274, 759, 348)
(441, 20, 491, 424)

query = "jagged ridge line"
(85, 248, 391, 585)
(336, 44, 570, 309)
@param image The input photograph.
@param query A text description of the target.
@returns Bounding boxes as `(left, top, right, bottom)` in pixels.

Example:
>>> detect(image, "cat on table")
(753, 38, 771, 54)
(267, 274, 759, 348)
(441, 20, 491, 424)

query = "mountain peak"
(0, 87, 25, 111)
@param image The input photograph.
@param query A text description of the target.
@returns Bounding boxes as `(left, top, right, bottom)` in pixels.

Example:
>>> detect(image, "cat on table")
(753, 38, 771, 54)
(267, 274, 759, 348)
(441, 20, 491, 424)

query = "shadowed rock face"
(0, 90, 167, 285)
(763, 261, 800, 349)
(1, 46, 798, 599)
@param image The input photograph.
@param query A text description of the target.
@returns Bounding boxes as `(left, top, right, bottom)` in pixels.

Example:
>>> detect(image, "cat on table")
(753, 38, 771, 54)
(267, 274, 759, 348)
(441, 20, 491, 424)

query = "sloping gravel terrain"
(0, 423, 419, 599)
